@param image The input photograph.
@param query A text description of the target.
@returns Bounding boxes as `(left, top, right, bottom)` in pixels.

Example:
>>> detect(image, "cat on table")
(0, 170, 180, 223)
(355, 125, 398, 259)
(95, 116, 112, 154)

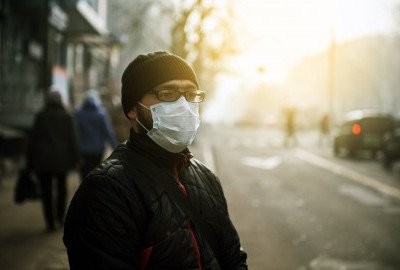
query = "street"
(199, 125, 400, 270)
(1, 126, 400, 270)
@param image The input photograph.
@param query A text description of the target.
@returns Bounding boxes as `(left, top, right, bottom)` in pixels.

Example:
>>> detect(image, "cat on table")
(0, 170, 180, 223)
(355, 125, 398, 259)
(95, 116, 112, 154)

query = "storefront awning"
(67, 0, 108, 37)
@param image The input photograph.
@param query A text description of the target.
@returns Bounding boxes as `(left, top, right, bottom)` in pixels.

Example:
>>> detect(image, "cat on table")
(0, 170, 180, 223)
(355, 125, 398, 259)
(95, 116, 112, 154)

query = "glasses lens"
(155, 89, 205, 102)
(186, 90, 205, 103)
(157, 89, 180, 102)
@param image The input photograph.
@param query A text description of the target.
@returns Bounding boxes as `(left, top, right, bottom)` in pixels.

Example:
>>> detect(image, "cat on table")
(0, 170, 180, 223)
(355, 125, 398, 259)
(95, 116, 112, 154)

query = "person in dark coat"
(319, 112, 330, 146)
(27, 90, 79, 232)
(74, 89, 118, 180)
(283, 106, 298, 147)
(63, 51, 248, 269)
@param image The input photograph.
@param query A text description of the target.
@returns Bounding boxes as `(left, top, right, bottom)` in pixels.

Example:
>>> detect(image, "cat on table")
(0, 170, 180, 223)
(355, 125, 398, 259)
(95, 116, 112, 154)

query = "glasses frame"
(149, 89, 205, 103)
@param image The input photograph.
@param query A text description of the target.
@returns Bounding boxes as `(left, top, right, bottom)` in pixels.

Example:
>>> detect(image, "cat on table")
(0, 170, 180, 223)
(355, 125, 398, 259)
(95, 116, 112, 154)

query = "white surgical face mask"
(137, 97, 200, 153)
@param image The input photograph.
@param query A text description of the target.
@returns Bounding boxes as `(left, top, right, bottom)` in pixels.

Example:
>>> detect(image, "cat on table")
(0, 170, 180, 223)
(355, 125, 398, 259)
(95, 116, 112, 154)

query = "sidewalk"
(0, 170, 80, 270)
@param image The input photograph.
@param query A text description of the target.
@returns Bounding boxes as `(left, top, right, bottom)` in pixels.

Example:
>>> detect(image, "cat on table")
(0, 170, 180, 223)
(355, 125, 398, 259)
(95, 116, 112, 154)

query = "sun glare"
(230, 0, 395, 84)
(203, 0, 397, 124)
(233, 0, 334, 84)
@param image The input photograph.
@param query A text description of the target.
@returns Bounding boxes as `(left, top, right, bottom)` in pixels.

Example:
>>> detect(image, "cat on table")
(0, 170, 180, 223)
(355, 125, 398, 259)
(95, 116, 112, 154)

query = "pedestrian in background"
(74, 89, 118, 180)
(319, 112, 330, 146)
(26, 90, 79, 232)
(109, 101, 131, 143)
(64, 51, 248, 269)
(283, 106, 298, 147)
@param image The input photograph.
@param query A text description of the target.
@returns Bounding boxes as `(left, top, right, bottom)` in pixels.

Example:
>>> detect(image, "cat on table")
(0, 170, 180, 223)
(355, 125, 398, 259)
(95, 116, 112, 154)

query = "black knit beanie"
(121, 51, 199, 118)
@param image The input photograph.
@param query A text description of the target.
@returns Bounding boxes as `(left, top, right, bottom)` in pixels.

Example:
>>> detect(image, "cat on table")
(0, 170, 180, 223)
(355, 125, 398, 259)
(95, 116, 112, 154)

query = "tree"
(170, 0, 240, 92)
(108, 0, 241, 97)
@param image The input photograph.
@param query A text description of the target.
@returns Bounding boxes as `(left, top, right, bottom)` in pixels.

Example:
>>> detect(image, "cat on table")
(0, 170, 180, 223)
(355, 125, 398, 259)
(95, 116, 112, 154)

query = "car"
(333, 110, 395, 158)
(382, 119, 400, 169)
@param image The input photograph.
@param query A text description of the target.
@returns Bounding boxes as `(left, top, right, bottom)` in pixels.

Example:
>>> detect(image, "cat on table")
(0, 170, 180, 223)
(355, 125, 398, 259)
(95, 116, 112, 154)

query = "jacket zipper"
(173, 164, 203, 270)
(140, 246, 153, 270)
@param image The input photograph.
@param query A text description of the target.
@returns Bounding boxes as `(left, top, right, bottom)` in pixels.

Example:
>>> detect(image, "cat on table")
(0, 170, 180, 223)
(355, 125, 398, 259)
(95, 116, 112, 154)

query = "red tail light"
(352, 124, 362, 135)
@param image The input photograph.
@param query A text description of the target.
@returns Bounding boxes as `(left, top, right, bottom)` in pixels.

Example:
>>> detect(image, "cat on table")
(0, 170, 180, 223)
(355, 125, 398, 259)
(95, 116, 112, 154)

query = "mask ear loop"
(136, 102, 151, 132)
(136, 118, 149, 132)
(138, 102, 150, 110)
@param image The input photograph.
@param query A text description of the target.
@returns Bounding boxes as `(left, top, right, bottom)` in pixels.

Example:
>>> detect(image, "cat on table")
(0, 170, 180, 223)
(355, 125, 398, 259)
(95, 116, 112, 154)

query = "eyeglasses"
(149, 89, 205, 103)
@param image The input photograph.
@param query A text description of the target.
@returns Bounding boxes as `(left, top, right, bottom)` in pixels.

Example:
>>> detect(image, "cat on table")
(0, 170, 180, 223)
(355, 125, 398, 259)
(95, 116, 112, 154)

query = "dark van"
(333, 110, 394, 157)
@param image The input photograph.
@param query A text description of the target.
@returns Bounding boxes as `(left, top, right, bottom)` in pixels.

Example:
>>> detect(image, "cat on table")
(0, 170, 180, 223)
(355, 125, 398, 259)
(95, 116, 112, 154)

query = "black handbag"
(14, 168, 40, 203)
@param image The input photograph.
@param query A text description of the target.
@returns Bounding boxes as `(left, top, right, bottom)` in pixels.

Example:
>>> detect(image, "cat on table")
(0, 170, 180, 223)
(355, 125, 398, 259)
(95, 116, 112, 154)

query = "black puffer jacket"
(27, 102, 79, 173)
(64, 132, 247, 269)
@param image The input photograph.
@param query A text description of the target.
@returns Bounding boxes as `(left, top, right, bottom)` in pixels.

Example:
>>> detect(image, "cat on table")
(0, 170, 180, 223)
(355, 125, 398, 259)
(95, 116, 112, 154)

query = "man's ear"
(127, 106, 137, 121)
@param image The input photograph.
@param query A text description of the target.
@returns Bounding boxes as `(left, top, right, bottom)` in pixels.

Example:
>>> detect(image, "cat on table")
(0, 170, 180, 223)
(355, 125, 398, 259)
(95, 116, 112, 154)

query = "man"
(27, 90, 79, 231)
(63, 51, 248, 269)
(74, 89, 118, 180)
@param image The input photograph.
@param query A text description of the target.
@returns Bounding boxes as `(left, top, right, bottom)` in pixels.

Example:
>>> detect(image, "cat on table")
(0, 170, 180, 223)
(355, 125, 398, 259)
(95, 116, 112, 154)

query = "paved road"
(200, 125, 400, 270)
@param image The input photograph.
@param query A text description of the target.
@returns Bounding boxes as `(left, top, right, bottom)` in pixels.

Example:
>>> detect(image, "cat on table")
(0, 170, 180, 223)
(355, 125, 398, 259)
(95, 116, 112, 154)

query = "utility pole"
(328, 26, 336, 128)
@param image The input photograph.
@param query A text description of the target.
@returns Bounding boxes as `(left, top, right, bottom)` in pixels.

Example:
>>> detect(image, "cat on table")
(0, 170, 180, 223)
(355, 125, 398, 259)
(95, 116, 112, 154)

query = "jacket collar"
(127, 129, 192, 169)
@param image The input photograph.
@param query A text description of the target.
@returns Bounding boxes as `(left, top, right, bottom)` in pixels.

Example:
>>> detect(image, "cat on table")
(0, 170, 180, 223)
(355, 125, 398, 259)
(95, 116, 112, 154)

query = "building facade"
(0, 0, 115, 164)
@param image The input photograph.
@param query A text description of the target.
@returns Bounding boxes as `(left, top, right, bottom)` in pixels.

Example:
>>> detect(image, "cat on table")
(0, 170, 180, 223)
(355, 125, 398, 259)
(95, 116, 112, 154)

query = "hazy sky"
(233, 0, 398, 84)
(203, 0, 398, 123)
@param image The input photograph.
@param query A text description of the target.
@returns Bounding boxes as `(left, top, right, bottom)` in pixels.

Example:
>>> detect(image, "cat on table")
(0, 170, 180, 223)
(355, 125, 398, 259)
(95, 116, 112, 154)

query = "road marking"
(338, 184, 389, 207)
(295, 149, 400, 201)
(310, 255, 390, 270)
(202, 143, 216, 173)
(228, 137, 272, 148)
(242, 156, 282, 170)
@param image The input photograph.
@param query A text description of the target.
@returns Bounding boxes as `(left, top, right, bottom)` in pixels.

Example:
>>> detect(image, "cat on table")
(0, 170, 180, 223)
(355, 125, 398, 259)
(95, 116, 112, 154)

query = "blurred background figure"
(283, 106, 298, 147)
(74, 89, 118, 180)
(109, 102, 131, 143)
(26, 90, 79, 232)
(319, 113, 330, 146)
